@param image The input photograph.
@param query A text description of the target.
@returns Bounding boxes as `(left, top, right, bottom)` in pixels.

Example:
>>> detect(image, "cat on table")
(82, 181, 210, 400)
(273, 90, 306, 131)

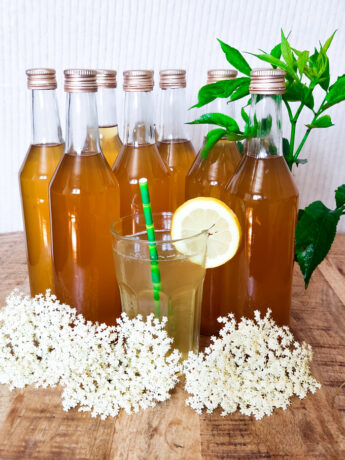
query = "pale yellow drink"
(111, 213, 207, 359)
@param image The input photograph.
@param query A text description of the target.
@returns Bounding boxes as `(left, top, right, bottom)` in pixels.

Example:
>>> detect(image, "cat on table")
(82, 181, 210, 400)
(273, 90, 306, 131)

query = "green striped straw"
(139, 177, 161, 317)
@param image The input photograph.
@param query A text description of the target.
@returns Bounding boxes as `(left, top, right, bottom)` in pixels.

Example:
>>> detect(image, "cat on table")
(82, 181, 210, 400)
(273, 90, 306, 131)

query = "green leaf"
(322, 30, 337, 54)
(284, 81, 314, 110)
(201, 129, 227, 160)
(306, 115, 333, 129)
(236, 141, 244, 155)
(251, 53, 298, 80)
(191, 77, 250, 108)
(282, 137, 290, 161)
(270, 43, 281, 61)
(306, 48, 323, 80)
(307, 47, 329, 88)
(295, 200, 344, 287)
(293, 48, 303, 57)
(319, 57, 330, 91)
(322, 74, 345, 110)
(335, 184, 345, 208)
(259, 115, 272, 137)
(225, 132, 246, 141)
(230, 81, 250, 101)
(241, 107, 249, 124)
(187, 113, 240, 132)
(217, 39, 252, 76)
(281, 29, 294, 68)
(297, 51, 309, 76)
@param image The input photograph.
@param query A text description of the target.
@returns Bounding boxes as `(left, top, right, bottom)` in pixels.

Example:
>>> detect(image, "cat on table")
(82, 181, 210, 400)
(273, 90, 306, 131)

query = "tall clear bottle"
(185, 69, 242, 335)
(222, 69, 299, 326)
(50, 69, 121, 325)
(113, 70, 171, 216)
(157, 70, 196, 210)
(19, 69, 64, 296)
(96, 69, 122, 167)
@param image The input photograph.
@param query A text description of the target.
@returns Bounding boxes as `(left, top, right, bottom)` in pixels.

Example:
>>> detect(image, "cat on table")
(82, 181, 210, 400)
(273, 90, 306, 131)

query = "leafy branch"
(189, 31, 345, 287)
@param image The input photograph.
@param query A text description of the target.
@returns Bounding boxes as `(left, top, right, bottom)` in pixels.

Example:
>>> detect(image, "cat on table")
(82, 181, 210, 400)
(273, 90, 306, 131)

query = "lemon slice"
(171, 197, 241, 268)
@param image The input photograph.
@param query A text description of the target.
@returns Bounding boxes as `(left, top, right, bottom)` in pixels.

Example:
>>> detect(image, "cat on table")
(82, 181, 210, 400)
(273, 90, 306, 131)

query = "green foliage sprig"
(189, 31, 345, 287)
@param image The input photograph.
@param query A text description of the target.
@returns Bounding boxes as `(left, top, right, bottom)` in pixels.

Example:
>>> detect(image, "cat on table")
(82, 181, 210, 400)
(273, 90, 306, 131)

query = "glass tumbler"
(111, 212, 207, 358)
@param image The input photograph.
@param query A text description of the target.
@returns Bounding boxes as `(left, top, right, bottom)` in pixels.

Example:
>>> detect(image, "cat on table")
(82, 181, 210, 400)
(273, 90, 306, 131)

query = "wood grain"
(0, 232, 345, 459)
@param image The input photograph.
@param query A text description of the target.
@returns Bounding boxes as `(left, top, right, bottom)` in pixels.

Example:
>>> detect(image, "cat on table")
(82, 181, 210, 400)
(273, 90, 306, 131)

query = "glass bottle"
(222, 68, 299, 326)
(185, 69, 242, 335)
(113, 70, 171, 216)
(96, 69, 122, 167)
(157, 69, 196, 210)
(50, 69, 121, 325)
(19, 68, 64, 296)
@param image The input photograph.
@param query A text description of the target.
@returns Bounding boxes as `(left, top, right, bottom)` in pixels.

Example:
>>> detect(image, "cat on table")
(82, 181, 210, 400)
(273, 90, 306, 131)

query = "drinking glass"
(111, 212, 208, 358)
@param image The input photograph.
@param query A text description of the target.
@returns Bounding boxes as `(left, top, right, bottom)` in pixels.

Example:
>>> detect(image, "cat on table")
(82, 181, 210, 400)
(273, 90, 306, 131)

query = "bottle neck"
(159, 88, 188, 141)
(207, 97, 235, 118)
(203, 96, 236, 138)
(65, 92, 101, 155)
(31, 89, 63, 145)
(123, 91, 155, 146)
(97, 87, 118, 127)
(247, 94, 283, 158)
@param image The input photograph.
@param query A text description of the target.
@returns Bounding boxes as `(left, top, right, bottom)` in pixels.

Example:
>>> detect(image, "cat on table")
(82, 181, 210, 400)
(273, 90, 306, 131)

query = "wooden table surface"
(0, 232, 345, 459)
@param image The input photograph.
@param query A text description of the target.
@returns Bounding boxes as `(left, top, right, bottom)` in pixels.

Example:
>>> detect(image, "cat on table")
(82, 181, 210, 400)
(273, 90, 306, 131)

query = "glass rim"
(110, 211, 209, 245)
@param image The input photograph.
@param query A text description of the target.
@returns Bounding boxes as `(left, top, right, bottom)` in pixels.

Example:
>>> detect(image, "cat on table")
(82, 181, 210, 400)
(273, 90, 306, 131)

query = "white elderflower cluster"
(0, 290, 77, 389)
(61, 313, 182, 419)
(183, 309, 321, 420)
(0, 290, 181, 418)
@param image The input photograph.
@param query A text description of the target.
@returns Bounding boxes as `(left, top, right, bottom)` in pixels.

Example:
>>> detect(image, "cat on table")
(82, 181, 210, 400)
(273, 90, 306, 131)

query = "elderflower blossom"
(61, 313, 182, 419)
(0, 290, 181, 418)
(183, 309, 321, 420)
(0, 290, 76, 389)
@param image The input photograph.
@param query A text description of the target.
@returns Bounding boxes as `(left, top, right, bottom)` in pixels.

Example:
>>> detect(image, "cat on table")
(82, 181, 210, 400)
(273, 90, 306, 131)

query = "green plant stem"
(293, 93, 328, 162)
(290, 121, 297, 159)
(287, 101, 305, 169)
(283, 100, 295, 168)
(284, 99, 294, 122)
(285, 92, 310, 167)
(293, 128, 311, 160)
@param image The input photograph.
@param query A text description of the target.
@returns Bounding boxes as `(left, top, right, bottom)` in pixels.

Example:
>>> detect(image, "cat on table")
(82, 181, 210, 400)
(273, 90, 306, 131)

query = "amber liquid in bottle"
(19, 81, 64, 296)
(113, 87, 171, 216)
(99, 125, 122, 167)
(20, 143, 64, 295)
(157, 83, 196, 209)
(185, 97, 241, 335)
(158, 139, 195, 209)
(222, 94, 298, 326)
(50, 85, 121, 325)
(186, 139, 241, 198)
(97, 84, 122, 167)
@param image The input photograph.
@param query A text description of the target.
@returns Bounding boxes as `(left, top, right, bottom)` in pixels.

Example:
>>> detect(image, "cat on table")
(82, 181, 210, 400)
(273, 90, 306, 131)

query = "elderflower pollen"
(183, 309, 321, 420)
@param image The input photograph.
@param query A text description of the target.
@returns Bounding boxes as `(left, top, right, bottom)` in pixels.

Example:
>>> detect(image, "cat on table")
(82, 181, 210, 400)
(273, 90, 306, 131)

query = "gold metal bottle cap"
(64, 69, 97, 93)
(249, 68, 286, 94)
(26, 68, 57, 90)
(123, 70, 154, 92)
(159, 69, 186, 89)
(96, 69, 117, 88)
(207, 69, 238, 84)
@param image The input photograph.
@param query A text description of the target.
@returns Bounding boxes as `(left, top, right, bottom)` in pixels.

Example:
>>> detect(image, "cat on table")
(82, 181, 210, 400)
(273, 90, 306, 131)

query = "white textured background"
(0, 0, 344, 233)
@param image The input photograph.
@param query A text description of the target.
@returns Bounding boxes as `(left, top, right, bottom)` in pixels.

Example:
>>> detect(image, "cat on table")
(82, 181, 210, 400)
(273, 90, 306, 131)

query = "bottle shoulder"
(19, 143, 64, 178)
(158, 139, 196, 169)
(50, 152, 119, 193)
(187, 141, 241, 183)
(113, 143, 170, 177)
(226, 155, 299, 200)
